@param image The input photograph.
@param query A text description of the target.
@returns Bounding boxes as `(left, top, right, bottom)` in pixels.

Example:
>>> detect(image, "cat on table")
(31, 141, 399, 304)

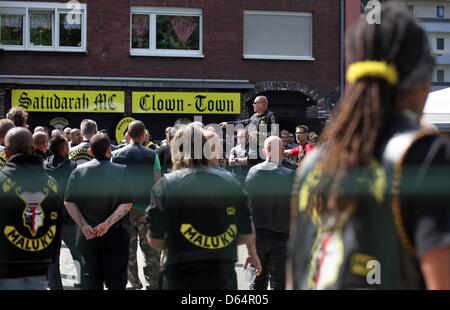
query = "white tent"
(422, 87, 450, 131)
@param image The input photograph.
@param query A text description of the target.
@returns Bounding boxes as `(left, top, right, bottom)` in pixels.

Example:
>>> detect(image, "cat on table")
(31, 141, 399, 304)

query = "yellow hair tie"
(347, 61, 399, 86)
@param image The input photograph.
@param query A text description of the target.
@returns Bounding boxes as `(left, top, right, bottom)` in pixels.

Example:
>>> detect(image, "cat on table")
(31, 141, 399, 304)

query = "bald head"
(51, 128, 62, 138)
(33, 131, 49, 153)
(5, 127, 34, 157)
(34, 126, 46, 133)
(64, 127, 72, 141)
(253, 95, 268, 114)
(256, 96, 268, 106)
(70, 128, 82, 146)
(263, 136, 283, 164)
(190, 121, 204, 129)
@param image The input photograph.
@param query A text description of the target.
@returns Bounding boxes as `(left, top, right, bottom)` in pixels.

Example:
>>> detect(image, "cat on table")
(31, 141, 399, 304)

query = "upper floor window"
(437, 6, 445, 18)
(0, 1, 86, 52)
(437, 38, 444, 51)
(436, 69, 445, 82)
(407, 5, 414, 15)
(130, 7, 203, 58)
(243, 11, 313, 61)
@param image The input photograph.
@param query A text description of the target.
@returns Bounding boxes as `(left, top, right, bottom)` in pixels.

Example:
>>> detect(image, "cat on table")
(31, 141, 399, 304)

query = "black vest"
(162, 168, 245, 265)
(111, 142, 157, 206)
(0, 155, 62, 278)
(290, 128, 437, 289)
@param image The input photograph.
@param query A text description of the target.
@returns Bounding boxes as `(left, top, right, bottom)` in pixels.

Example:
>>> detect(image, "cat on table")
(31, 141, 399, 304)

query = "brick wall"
(0, 0, 340, 91)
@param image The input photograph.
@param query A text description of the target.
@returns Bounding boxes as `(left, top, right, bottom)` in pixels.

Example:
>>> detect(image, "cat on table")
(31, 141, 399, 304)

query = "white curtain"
(30, 13, 52, 30)
(1, 15, 22, 28)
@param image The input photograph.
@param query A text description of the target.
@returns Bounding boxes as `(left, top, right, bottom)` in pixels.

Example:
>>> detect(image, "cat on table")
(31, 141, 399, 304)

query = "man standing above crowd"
(245, 136, 295, 290)
(65, 133, 132, 290)
(69, 119, 97, 164)
(220, 95, 278, 166)
(0, 128, 62, 289)
(112, 120, 161, 290)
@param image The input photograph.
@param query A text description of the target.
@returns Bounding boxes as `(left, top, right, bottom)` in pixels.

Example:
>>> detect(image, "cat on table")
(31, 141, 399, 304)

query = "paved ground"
(59, 243, 252, 290)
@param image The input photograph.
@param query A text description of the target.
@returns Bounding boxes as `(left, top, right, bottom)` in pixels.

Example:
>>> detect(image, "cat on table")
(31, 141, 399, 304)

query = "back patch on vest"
(69, 148, 92, 164)
(2, 181, 58, 252)
(308, 230, 344, 290)
(180, 224, 237, 249)
(0, 150, 6, 168)
(300, 160, 387, 289)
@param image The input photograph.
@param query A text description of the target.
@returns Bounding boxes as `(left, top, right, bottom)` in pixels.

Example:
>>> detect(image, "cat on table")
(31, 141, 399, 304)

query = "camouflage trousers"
(128, 208, 160, 290)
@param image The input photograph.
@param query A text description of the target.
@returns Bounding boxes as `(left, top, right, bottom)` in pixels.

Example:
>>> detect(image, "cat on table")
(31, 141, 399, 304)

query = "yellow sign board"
(132, 92, 241, 114)
(115, 117, 135, 145)
(12, 90, 125, 113)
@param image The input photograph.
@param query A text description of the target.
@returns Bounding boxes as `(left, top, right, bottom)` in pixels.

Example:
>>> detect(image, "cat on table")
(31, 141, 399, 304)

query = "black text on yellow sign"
(12, 90, 125, 113)
(132, 92, 241, 114)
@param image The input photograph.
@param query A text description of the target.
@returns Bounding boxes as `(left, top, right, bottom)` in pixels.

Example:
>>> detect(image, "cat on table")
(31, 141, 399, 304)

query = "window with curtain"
(30, 12, 53, 46)
(0, 14, 23, 45)
(131, 14, 150, 49)
(130, 7, 203, 57)
(0, 2, 86, 52)
(156, 15, 199, 50)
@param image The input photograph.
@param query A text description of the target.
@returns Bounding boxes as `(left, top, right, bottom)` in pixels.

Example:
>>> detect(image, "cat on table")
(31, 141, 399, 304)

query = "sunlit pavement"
(59, 243, 251, 290)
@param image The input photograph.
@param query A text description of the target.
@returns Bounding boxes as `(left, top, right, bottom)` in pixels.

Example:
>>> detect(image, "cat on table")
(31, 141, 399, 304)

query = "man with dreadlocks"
(146, 125, 261, 289)
(288, 3, 450, 290)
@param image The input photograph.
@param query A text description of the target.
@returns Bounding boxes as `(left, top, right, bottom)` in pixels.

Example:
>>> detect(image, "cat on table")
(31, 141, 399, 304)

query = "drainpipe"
(340, 0, 346, 101)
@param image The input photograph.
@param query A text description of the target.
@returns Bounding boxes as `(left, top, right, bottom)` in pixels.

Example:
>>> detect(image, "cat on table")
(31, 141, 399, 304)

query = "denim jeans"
(0, 276, 47, 290)
(47, 224, 82, 290)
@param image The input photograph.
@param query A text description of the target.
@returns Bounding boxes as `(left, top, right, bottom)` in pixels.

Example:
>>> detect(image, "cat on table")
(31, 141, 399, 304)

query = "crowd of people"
(0, 92, 320, 291)
(0, 3, 449, 290)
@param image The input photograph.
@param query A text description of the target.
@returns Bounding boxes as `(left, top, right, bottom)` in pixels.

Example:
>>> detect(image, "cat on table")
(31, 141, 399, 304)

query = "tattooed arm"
(93, 203, 132, 237)
(64, 201, 95, 240)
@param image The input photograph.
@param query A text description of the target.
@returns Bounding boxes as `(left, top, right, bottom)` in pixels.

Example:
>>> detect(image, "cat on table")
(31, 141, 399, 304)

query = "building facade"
(406, 0, 450, 91)
(0, 0, 358, 142)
